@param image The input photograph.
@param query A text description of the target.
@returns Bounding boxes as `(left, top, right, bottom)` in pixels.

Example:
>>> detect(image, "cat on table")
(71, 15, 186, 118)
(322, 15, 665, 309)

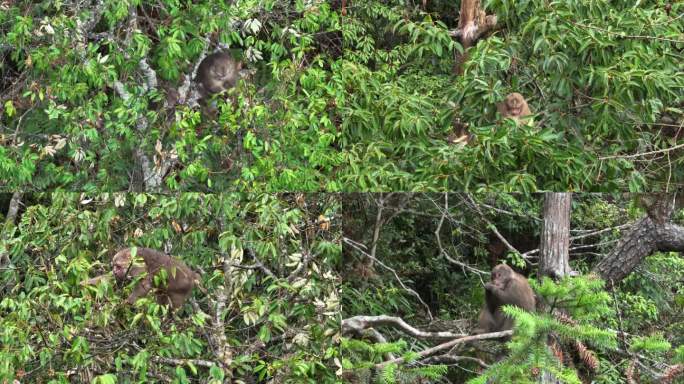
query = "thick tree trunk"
(451, 0, 497, 74)
(538, 193, 572, 384)
(539, 193, 571, 279)
(593, 193, 684, 284)
(593, 216, 657, 283)
(593, 217, 684, 284)
(458, 0, 480, 33)
(454, 0, 497, 46)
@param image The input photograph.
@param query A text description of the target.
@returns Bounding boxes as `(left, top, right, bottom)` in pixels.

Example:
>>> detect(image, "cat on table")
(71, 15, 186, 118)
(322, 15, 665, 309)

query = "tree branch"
(344, 237, 434, 321)
(376, 330, 512, 368)
(342, 315, 466, 341)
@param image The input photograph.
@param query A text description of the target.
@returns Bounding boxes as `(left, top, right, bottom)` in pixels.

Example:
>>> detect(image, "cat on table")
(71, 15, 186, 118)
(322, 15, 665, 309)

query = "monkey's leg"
(169, 291, 192, 309)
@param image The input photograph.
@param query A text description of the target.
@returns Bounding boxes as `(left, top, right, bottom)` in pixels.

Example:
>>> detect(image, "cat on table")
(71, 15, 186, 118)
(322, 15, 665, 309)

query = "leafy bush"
(0, 1, 343, 191)
(339, 0, 684, 191)
(0, 192, 341, 383)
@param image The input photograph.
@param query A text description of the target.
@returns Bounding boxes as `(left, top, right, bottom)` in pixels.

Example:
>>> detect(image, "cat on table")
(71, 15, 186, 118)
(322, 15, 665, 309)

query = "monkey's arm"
(206, 81, 226, 93)
(485, 281, 503, 292)
(80, 273, 112, 286)
(487, 280, 534, 310)
(485, 281, 511, 301)
(126, 275, 152, 305)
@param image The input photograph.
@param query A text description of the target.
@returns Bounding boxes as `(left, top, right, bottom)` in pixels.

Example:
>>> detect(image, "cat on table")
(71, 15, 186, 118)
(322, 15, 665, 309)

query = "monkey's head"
(210, 59, 242, 83)
(210, 62, 230, 79)
(490, 264, 514, 284)
(112, 249, 134, 280)
(504, 93, 526, 117)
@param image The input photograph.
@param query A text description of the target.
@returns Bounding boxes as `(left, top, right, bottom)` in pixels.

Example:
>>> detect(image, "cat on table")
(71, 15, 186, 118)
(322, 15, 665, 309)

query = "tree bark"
(5, 192, 22, 225)
(1, 192, 22, 268)
(451, 0, 497, 74)
(453, 0, 497, 45)
(538, 193, 572, 384)
(539, 193, 571, 279)
(593, 217, 684, 284)
(592, 193, 684, 284)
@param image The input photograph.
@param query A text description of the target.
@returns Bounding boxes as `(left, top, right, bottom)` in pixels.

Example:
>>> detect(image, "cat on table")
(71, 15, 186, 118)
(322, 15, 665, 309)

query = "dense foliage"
(341, 194, 684, 383)
(2, 0, 682, 191)
(339, 0, 684, 191)
(0, 193, 341, 383)
(0, 0, 343, 191)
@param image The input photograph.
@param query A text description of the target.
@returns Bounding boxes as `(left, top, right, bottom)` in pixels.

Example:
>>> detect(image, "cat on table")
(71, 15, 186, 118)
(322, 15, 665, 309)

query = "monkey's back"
(515, 279, 536, 311)
(136, 248, 195, 287)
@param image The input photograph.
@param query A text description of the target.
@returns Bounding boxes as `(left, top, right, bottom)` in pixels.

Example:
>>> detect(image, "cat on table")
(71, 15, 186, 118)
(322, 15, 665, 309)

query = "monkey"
(497, 93, 533, 125)
(82, 247, 198, 309)
(475, 264, 535, 334)
(196, 52, 242, 96)
(446, 118, 472, 145)
(114, 247, 198, 308)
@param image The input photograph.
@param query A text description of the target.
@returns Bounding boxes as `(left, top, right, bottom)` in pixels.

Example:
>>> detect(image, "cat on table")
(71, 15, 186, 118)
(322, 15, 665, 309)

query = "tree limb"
(342, 315, 466, 341)
(376, 330, 512, 368)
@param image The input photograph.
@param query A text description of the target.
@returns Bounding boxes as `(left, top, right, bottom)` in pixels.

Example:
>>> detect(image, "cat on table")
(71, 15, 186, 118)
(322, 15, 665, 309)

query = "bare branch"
(599, 142, 684, 160)
(342, 315, 466, 341)
(230, 248, 276, 279)
(419, 354, 489, 368)
(151, 355, 217, 368)
(569, 223, 633, 240)
(571, 21, 684, 44)
(376, 330, 513, 368)
(464, 194, 528, 260)
(433, 193, 488, 275)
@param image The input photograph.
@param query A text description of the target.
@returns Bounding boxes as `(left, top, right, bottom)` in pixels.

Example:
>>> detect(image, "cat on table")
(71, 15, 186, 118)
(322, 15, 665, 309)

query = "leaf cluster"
(0, 192, 341, 383)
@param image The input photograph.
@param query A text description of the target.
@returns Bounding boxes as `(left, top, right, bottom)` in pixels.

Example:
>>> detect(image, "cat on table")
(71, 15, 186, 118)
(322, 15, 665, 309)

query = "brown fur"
(112, 247, 198, 308)
(196, 52, 242, 96)
(497, 92, 532, 123)
(476, 264, 535, 333)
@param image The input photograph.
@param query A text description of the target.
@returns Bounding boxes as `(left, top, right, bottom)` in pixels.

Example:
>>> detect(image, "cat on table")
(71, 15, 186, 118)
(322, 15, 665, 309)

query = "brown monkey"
(497, 93, 532, 124)
(476, 264, 535, 334)
(83, 247, 198, 309)
(196, 52, 242, 96)
(446, 118, 471, 145)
